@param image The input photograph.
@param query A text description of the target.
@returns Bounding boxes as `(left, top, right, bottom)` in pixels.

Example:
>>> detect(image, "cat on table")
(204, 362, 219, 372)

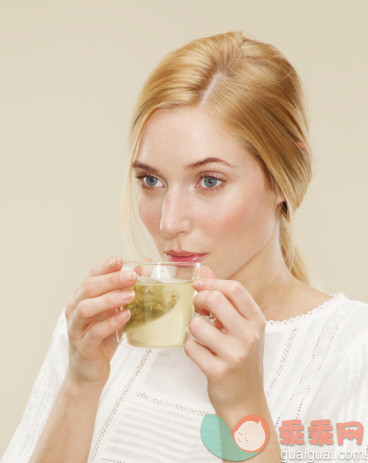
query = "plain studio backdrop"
(0, 0, 367, 454)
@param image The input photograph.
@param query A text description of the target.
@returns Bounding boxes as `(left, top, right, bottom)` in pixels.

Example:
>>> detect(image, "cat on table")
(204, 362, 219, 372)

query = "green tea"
(121, 279, 195, 348)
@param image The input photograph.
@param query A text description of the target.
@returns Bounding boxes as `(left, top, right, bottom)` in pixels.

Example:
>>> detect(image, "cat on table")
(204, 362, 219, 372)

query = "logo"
(201, 414, 269, 461)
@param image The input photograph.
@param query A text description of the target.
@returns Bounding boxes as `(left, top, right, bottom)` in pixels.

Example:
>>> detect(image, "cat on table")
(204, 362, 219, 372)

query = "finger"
(115, 310, 130, 342)
(196, 314, 225, 332)
(214, 317, 225, 332)
(188, 316, 228, 357)
(67, 256, 125, 318)
(197, 308, 212, 316)
(134, 257, 153, 278)
(80, 289, 135, 320)
(193, 289, 246, 338)
(72, 269, 138, 310)
(68, 288, 135, 340)
(184, 337, 224, 381)
(198, 265, 216, 279)
(79, 308, 131, 354)
(193, 279, 265, 327)
(193, 265, 215, 317)
(87, 256, 123, 278)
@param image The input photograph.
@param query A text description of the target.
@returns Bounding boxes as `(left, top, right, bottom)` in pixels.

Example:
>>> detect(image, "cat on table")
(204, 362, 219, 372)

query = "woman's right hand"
(65, 256, 137, 390)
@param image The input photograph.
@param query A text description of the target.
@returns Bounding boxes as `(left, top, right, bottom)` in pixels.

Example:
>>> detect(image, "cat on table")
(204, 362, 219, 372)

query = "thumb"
(134, 257, 153, 277)
(198, 265, 216, 279)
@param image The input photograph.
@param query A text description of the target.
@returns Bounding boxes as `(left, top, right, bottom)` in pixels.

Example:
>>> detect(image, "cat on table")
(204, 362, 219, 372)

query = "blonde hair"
(121, 30, 314, 284)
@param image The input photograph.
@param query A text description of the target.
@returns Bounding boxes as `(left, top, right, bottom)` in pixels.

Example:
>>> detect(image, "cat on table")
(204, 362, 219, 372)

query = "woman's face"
(132, 105, 285, 280)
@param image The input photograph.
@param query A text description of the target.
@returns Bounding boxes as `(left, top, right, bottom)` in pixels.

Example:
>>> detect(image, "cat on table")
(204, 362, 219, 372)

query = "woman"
(3, 31, 367, 463)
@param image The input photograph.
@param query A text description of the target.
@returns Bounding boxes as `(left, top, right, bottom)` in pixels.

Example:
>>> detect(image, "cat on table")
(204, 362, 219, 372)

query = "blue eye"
(144, 176, 160, 187)
(199, 176, 222, 189)
(135, 175, 164, 189)
(134, 173, 225, 192)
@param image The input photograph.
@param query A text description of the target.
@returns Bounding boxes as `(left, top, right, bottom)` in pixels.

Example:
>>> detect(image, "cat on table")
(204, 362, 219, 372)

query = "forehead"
(135, 106, 251, 167)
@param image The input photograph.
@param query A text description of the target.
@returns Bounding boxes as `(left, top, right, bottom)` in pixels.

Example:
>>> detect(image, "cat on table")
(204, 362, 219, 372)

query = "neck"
(229, 221, 301, 322)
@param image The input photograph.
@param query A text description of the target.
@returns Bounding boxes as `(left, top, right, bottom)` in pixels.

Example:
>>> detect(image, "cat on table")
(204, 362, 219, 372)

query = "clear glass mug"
(115, 261, 202, 348)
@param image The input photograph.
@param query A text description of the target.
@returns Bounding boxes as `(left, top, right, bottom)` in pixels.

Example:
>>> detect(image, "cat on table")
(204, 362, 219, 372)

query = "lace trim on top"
(266, 291, 346, 327)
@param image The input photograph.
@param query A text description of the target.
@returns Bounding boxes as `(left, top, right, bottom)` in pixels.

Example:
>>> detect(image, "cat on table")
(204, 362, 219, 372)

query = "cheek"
(137, 195, 161, 231)
(200, 191, 262, 236)
(203, 187, 275, 242)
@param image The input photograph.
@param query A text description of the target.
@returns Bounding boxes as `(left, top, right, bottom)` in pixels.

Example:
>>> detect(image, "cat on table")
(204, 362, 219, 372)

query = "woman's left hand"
(184, 265, 267, 417)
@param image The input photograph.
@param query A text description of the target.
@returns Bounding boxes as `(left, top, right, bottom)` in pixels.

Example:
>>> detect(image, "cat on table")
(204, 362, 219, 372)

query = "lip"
(166, 252, 208, 263)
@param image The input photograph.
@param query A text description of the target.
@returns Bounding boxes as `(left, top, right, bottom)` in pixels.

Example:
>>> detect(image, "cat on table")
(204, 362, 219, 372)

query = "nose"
(159, 188, 192, 238)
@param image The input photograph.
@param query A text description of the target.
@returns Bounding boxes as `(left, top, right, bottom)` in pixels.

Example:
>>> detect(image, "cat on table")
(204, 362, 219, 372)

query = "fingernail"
(193, 279, 204, 288)
(125, 271, 137, 280)
(119, 290, 135, 302)
(117, 309, 130, 321)
(110, 256, 122, 267)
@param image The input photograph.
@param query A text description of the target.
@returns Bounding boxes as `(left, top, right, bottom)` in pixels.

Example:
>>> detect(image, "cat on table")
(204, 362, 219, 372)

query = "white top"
(2, 291, 368, 463)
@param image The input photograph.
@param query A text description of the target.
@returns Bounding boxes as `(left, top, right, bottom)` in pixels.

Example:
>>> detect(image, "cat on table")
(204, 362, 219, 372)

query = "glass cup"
(115, 261, 202, 348)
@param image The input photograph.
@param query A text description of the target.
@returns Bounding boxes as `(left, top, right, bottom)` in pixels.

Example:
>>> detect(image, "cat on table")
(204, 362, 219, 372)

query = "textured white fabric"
(2, 291, 368, 463)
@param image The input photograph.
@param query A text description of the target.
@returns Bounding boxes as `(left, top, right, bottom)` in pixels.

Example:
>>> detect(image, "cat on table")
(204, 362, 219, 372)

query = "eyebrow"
(131, 156, 236, 173)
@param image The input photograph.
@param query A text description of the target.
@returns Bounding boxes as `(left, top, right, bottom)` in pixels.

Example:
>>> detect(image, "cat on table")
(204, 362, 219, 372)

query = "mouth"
(165, 251, 208, 263)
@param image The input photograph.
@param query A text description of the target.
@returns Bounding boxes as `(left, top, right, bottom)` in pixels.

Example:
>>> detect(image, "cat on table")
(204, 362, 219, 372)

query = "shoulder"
(344, 295, 368, 313)
(313, 296, 368, 388)
(333, 294, 368, 355)
(338, 295, 368, 332)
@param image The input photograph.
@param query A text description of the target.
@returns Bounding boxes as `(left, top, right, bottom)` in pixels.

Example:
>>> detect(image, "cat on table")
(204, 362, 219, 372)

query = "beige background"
(1, 0, 367, 454)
